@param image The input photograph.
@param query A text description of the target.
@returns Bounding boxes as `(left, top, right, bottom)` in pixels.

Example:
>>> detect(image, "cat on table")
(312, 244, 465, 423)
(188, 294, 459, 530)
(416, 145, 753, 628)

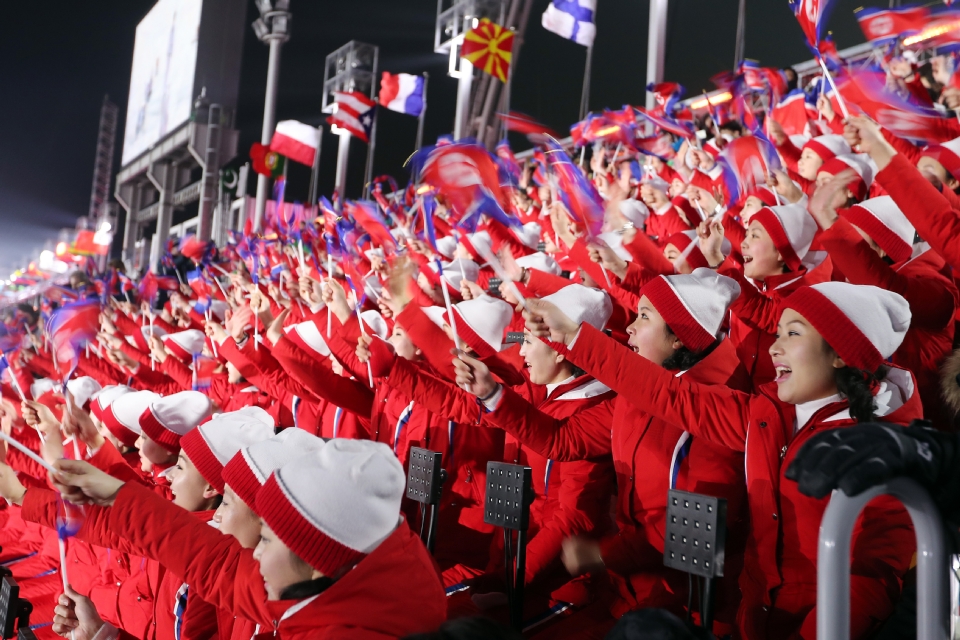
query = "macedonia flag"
(460, 18, 514, 83)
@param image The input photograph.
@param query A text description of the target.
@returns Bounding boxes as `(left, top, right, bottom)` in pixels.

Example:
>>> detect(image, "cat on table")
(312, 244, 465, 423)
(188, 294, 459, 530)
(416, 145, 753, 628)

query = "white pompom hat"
(103, 390, 159, 448)
(515, 252, 561, 277)
(446, 294, 514, 357)
(66, 376, 101, 410)
(255, 439, 405, 575)
(180, 406, 276, 493)
(222, 428, 327, 508)
(640, 268, 742, 352)
(139, 390, 213, 453)
(162, 330, 206, 361)
(541, 285, 612, 332)
(784, 282, 911, 372)
(750, 204, 818, 271)
(841, 196, 916, 263)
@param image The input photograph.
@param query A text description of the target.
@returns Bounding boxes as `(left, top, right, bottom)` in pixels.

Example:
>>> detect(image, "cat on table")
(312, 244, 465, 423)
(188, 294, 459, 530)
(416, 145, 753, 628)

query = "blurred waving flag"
(270, 120, 322, 167)
(856, 6, 929, 45)
(789, 0, 837, 52)
(46, 298, 100, 384)
(771, 89, 813, 137)
(837, 68, 949, 143)
(344, 200, 398, 255)
(717, 135, 781, 204)
(138, 272, 180, 304)
(497, 111, 561, 139)
(327, 92, 377, 143)
(647, 82, 684, 117)
(541, 0, 597, 47)
(379, 72, 425, 117)
(0, 324, 22, 356)
(461, 19, 515, 83)
(543, 139, 604, 237)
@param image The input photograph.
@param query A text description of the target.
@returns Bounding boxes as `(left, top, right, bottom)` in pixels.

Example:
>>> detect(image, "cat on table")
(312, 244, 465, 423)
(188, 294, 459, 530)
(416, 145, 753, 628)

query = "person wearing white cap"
(44, 439, 447, 639)
(812, 193, 958, 429)
(431, 271, 749, 634)
(522, 280, 920, 640)
(699, 204, 831, 389)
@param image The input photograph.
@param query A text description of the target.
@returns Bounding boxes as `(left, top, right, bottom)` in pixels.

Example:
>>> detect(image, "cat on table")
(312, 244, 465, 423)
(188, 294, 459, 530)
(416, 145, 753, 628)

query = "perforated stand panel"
(406, 448, 444, 505)
(0, 576, 20, 639)
(484, 462, 533, 531)
(663, 489, 727, 579)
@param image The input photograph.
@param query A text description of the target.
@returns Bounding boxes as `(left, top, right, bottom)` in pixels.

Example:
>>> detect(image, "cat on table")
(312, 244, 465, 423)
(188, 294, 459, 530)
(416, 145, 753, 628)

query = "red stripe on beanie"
(256, 474, 367, 575)
(180, 428, 225, 494)
(841, 207, 912, 264)
(222, 452, 263, 509)
(139, 407, 182, 454)
(102, 405, 139, 449)
(752, 208, 802, 271)
(162, 338, 191, 362)
(783, 287, 884, 372)
(640, 276, 716, 353)
(803, 139, 839, 163)
(443, 308, 497, 358)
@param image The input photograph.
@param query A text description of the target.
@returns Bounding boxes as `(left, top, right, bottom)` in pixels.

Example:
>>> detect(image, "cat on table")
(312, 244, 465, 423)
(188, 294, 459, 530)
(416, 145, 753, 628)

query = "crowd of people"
(1, 50, 960, 640)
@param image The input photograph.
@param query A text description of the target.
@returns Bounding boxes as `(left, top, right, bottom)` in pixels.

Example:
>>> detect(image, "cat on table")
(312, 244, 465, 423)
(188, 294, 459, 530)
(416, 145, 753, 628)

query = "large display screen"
(121, 0, 203, 165)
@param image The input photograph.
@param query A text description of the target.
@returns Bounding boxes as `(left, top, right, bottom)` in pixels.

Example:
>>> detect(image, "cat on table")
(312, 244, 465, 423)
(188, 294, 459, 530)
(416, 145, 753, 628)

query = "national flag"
(460, 18, 515, 83)
(327, 91, 377, 143)
(856, 5, 929, 45)
(837, 68, 948, 143)
(541, 0, 597, 47)
(633, 107, 697, 140)
(180, 235, 215, 265)
(193, 355, 217, 391)
(771, 89, 812, 137)
(419, 193, 441, 254)
(186, 269, 212, 301)
(0, 324, 21, 355)
(420, 142, 508, 221)
(319, 196, 340, 235)
(495, 139, 522, 184)
(138, 272, 180, 304)
(543, 139, 604, 237)
(717, 135, 781, 204)
(900, 10, 960, 51)
(270, 120, 321, 167)
(789, 0, 837, 51)
(496, 111, 560, 139)
(634, 134, 676, 160)
(250, 142, 286, 178)
(379, 72, 425, 117)
(344, 200, 398, 255)
(647, 82, 684, 117)
(46, 298, 100, 384)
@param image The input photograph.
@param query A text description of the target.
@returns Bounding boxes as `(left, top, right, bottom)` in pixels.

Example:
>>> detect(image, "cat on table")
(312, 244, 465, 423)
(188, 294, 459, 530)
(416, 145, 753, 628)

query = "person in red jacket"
(809, 192, 958, 430)
(45, 438, 448, 640)
(447, 270, 750, 638)
(521, 279, 920, 640)
(701, 203, 832, 390)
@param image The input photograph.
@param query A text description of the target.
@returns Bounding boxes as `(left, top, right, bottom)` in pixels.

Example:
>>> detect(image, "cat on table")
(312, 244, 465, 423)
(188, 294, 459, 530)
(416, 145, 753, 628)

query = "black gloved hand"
(785, 421, 959, 507)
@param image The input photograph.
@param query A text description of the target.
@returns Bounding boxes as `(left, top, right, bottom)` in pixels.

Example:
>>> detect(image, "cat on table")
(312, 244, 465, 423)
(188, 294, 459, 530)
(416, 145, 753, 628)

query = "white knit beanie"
(750, 204, 818, 271)
(784, 282, 911, 372)
(67, 376, 101, 410)
(139, 390, 213, 453)
(180, 406, 276, 493)
(359, 310, 389, 340)
(446, 294, 514, 357)
(512, 222, 542, 249)
(597, 232, 633, 262)
(818, 154, 875, 201)
(921, 136, 960, 181)
(255, 439, 405, 575)
(803, 134, 851, 162)
(461, 231, 493, 261)
(103, 390, 159, 448)
(842, 196, 916, 263)
(30, 379, 56, 401)
(434, 259, 480, 294)
(619, 198, 650, 228)
(435, 236, 458, 260)
(91, 384, 134, 424)
(515, 252, 562, 276)
(640, 268, 742, 352)
(223, 429, 327, 508)
(162, 330, 206, 361)
(541, 285, 612, 331)
(422, 306, 448, 328)
(283, 321, 331, 357)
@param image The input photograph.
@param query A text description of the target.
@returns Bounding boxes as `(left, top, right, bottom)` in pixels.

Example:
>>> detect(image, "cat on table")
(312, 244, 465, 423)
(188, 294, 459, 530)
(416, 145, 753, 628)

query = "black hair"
(279, 576, 336, 601)
(403, 617, 523, 640)
(660, 325, 718, 371)
(718, 121, 744, 136)
(569, 363, 587, 379)
(835, 364, 890, 423)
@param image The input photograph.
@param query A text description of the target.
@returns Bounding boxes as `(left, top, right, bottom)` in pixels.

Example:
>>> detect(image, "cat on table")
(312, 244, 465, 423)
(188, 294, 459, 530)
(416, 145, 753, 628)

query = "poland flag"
(270, 120, 321, 167)
(379, 72, 425, 117)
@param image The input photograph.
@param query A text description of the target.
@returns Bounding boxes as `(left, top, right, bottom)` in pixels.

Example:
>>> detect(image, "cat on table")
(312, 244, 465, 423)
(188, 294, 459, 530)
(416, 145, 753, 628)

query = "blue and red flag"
(646, 82, 684, 117)
(543, 138, 604, 237)
(138, 272, 180, 304)
(716, 135, 781, 205)
(495, 139, 522, 184)
(632, 107, 696, 140)
(789, 0, 838, 52)
(496, 111, 560, 139)
(856, 5, 929, 45)
(46, 298, 100, 385)
(344, 200, 398, 255)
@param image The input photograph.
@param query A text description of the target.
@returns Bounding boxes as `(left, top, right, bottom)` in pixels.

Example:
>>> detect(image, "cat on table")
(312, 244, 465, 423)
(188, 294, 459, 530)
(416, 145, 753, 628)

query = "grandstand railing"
(817, 477, 949, 640)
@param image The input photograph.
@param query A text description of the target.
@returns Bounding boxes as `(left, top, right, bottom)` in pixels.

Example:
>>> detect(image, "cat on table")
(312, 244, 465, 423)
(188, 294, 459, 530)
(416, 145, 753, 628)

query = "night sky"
(0, 0, 870, 277)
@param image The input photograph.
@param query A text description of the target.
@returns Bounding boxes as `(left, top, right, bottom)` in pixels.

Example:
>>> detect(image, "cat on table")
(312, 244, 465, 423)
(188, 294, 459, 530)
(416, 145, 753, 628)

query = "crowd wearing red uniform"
(1, 75, 960, 640)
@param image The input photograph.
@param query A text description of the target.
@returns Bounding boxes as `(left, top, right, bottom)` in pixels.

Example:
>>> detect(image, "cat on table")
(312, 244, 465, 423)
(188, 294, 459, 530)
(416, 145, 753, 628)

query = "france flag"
(379, 72, 425, 117)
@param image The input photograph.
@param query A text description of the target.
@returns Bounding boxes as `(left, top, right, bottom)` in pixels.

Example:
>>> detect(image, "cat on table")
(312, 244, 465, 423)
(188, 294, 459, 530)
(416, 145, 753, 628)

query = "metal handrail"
(817, 477, 949, 640)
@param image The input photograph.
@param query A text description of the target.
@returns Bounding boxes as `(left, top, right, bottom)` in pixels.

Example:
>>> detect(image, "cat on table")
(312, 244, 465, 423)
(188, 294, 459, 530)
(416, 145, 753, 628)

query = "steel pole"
(307, 126, 324, 204)
(454, 60, 474, 140)
(645, 0, 668, 111)
(335, 132, 351, 202)
(580, 45, 594, 120)
(254, 36, 284, 232)
(416, 73, 429, 150)
(121, 184, 142, 269)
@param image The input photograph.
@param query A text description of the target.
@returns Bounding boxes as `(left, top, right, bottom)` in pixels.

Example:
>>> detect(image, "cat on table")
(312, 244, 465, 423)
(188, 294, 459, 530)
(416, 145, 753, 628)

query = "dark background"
(0, 0, 869, 276)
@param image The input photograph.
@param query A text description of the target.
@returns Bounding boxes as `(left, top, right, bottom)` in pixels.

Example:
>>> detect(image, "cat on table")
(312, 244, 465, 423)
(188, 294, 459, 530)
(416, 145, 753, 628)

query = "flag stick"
(416, 73, 429, 151)
(0, 431, 56, 475)
(580, 43, 594, 121)
(818, 58, 849, 120)
(352, 299, 375, 388)
(326, 255, 334, 338)
(148, 314, 155, 371)
(435, 259, 463, 351)
(206, 310, 218, 359)
(471, 245, 526, 308)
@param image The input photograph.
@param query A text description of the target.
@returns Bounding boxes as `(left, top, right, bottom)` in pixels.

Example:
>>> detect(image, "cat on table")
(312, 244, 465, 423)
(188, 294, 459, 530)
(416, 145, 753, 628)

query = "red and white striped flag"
(326, 91, 377, 143)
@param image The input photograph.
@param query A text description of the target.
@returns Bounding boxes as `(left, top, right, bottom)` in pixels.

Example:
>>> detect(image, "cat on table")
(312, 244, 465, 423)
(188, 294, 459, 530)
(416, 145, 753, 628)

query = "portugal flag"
(460, 18, 514, 83)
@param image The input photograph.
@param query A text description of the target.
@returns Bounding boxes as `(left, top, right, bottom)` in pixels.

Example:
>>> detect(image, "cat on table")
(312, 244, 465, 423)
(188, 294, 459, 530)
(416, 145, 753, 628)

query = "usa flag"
(326, 91, 377, 143)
